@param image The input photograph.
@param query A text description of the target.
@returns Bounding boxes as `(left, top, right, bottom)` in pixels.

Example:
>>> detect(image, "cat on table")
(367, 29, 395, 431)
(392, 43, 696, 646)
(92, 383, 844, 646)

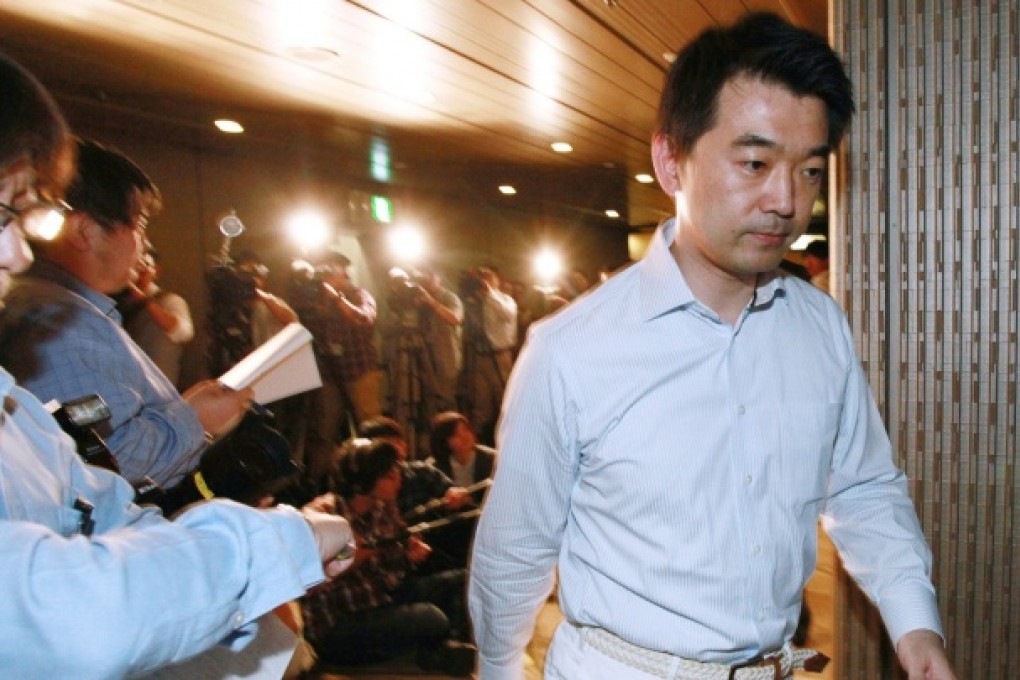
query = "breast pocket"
(779, 403, 840, 511)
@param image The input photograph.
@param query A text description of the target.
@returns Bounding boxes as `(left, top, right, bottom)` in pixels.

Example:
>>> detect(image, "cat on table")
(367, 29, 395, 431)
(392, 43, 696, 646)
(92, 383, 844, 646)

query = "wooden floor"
(312, 528, 838, 680)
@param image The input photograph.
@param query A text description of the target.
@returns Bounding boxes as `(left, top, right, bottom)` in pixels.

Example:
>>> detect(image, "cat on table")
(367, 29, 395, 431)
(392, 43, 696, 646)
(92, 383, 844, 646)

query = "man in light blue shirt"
(469, 13, 956, 680)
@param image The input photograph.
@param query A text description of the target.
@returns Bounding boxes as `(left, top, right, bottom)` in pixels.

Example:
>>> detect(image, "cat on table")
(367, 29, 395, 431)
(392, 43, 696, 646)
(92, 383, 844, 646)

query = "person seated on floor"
(361, 415, 477, 571)
(360, 415, 472, 516)
(300, 438, 477, 676)
(429, 410, 496, 505)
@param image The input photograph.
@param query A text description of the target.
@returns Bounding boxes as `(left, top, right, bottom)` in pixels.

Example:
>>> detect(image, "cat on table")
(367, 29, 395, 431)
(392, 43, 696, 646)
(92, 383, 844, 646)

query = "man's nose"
(760, 170, 796, 218)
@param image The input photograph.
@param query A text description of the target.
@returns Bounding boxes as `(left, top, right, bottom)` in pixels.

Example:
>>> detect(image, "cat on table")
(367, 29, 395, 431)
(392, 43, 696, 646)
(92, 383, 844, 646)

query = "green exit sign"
(371, 195, 392, 223)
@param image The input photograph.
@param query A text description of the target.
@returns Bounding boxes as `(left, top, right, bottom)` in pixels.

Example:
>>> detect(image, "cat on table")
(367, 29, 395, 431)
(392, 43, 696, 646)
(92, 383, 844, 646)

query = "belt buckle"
(727, 653, 782, 680)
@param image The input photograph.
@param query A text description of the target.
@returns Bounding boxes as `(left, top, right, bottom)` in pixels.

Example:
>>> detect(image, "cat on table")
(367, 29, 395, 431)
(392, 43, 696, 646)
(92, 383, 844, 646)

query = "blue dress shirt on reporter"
(0, 257, 205, 487)
(0, 366, 325, 678)
(468, 218, 943, 679)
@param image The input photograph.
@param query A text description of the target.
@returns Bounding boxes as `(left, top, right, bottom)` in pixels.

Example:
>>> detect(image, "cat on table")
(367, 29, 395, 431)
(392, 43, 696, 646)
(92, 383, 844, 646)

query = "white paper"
(218, 323, 322, 404)
(142, 613, 298, 680)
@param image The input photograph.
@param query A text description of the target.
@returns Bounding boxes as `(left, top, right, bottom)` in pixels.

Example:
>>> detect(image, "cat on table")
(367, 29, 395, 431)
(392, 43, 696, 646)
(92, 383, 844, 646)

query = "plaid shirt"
(300, 497, 410, 646)
(319, 286, 379, 383)
(0, 258, 205, 487)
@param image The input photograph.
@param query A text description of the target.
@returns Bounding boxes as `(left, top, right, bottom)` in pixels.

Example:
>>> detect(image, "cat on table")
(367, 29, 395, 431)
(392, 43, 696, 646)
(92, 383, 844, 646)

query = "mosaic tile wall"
(832, 1, 1019, 677)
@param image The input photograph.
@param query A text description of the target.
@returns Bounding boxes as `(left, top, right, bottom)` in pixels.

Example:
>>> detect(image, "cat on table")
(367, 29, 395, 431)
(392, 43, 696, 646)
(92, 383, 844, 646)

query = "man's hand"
(407, 536, 432, 564)
(444, 487, 472, 509)
(182, 381, 252, 438)
(300, 507, 355, 578)
(896, 629, 957, 680)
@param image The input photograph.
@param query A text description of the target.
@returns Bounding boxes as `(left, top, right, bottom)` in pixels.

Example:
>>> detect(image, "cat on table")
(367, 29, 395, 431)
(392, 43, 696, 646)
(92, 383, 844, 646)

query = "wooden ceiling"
(0, 0, 827, 230)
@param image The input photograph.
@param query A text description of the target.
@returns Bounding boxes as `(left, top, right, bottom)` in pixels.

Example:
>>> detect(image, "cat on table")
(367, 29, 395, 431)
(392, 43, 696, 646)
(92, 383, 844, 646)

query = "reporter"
(0, 51, 353, 678)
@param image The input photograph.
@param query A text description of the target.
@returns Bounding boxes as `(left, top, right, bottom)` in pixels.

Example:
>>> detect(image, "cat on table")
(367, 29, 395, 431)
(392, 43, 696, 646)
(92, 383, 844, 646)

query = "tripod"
(390, 325, 437, 458)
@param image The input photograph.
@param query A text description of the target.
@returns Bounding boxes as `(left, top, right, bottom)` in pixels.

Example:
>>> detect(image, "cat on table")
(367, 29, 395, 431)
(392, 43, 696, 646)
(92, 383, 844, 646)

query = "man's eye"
(802, 167, 826, 182)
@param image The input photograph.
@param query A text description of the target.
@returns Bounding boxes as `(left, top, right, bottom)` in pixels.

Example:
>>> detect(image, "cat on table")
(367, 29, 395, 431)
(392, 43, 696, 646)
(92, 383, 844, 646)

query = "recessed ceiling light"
(634, 173, 654, 184)
(551, 142, 573, 153)
(499, 185, 517, 195)
(214, 119, 244, 134)
(605, 209, 620, 218)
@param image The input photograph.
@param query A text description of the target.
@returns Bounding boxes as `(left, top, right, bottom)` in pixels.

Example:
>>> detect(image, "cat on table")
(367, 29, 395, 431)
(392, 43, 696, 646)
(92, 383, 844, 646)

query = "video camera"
(387, 267, 426, 312)
(458, 267, 487, 301)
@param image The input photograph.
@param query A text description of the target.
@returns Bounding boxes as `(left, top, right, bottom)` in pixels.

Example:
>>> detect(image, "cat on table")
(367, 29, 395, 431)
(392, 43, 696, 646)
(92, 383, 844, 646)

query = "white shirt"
(469, 218, 942, 679)
(482, 287, 517, 351)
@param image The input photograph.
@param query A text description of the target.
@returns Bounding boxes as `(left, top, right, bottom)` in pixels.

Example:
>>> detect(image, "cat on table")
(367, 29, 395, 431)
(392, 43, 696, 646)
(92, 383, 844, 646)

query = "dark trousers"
(316, 568, 469, 665)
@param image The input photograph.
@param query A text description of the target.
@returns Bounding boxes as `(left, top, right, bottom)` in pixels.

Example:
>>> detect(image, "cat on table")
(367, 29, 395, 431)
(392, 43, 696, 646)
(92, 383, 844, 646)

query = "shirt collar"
(27, 256, 121, 321)
(636, 218, 787, 322)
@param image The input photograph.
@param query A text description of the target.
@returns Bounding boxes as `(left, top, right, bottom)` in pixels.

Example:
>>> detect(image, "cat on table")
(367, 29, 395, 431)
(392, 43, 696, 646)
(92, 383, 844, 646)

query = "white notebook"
(218, 322, 322, 404)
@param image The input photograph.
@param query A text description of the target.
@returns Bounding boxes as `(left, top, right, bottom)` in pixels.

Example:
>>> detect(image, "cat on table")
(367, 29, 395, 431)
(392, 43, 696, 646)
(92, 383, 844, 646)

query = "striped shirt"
(469, 218, 942, 679)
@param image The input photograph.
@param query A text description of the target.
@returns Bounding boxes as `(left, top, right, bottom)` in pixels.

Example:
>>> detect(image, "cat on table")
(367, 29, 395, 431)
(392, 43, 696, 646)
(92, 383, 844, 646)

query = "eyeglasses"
(0, 199, 71, 240)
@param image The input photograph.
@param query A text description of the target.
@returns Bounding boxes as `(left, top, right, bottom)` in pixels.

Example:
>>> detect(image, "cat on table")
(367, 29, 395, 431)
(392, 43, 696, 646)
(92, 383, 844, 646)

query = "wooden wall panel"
(832, 1, 1019, 677)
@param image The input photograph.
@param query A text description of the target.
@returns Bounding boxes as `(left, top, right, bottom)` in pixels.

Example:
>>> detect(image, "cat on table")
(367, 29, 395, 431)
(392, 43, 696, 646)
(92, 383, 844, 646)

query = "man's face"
(371, 464, 402, 501)
(324, 264, 352, 290)
(449, 420, 476, 456)
(0, 162, 38, 299)
(660, 76, 829, 284)
(91, 215, 146, 294)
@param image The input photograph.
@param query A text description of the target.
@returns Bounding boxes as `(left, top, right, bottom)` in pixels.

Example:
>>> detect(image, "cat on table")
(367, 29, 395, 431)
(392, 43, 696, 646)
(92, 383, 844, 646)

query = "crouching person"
(301, 438, 477, 676)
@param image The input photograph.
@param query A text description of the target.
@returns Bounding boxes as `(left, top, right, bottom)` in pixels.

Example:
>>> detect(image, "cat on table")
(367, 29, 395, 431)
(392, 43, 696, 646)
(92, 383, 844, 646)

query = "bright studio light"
(533, 248, 563, 286)
(387, 223, 427, 263)
(286, 210, 330, 251)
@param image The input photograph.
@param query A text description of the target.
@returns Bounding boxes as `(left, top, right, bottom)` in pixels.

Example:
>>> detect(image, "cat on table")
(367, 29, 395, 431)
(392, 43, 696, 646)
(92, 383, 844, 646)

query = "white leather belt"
(582, 627, 828, 680)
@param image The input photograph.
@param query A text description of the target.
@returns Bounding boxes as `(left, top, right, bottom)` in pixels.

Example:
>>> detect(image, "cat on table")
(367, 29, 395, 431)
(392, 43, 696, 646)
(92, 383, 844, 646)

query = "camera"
(458, 267, 488, 301)
(158, 404, 299, 514)
(286, 259, 329, 317)
(387, 267, 425, 312)
(51, 393, 120, 473)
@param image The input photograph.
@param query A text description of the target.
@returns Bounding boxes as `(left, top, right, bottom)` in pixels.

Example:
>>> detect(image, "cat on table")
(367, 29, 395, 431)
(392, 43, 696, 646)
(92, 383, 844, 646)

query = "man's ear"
(60, 213, 95, 253)
(651, 134, 681, 196)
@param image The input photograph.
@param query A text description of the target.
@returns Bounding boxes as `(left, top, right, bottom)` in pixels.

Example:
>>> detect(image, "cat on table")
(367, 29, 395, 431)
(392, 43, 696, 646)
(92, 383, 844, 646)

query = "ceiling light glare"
(551, 142, 573, 153)
(634, 173, 655, 184)
(387, 224, 427, 263)
(286, 210, 330, 251)
(605, 209, 620, 219)
(533, 248, 564, 285)
(499, 185, 517, 195)
(214, 119, 244, 134)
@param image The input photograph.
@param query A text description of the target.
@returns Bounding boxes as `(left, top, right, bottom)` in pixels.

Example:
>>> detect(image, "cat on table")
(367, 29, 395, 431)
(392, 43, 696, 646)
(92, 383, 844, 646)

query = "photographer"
(120, 247, 194, 388)
(459, 266, 516, 445)
(414, 266, 463, 412)
(206, 250, 297, 377)
(385, 266, 463, 449)
(290, 249, 381, 486)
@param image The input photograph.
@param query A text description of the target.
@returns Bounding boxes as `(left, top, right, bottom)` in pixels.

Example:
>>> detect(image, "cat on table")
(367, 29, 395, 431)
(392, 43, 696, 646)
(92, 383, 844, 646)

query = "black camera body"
(207, 262, 258, 306)
(51, 394, 121, 474)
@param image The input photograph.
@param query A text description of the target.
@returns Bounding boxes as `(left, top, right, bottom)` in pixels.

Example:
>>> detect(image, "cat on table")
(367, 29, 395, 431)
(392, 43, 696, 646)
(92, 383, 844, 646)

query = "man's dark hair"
(65, 139, 162, 231)
(335, 438, 400, 497)
(319, 248, 351, 268)
(360, 416, 405, 441)
(804, 239, 829, 260)
(0, 53, 73, 195)
(429, 411, 469, 468)
(656, 12, 855, 157)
